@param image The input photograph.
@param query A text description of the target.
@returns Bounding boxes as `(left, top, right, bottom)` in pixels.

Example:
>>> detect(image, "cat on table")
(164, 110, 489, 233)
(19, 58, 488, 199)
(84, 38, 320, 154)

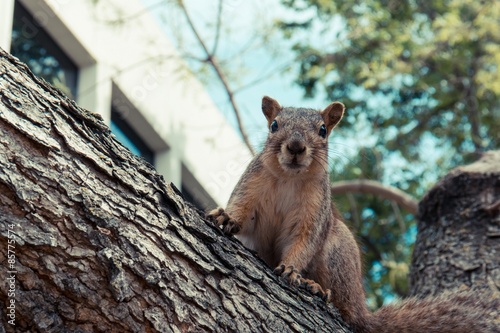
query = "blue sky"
(140, 0, 333, 150)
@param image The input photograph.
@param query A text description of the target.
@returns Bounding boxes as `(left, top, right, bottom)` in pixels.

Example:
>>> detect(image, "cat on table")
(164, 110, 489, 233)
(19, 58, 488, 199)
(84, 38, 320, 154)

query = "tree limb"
(0, 47, 347, 333)
(211, 0, 224, 56)
(331, 180, 418, 215)
(410, 150, 500, 298)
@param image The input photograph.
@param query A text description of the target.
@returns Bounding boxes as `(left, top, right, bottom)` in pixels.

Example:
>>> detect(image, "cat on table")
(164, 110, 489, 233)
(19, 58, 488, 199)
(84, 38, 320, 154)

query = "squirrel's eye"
(270, 120, 278, 133)
(319, 124, 327, 138)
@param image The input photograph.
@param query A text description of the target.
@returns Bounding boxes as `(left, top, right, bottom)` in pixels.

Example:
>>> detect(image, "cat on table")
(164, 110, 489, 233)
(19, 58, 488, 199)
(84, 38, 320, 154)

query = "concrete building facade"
(0, 0, 252, 208)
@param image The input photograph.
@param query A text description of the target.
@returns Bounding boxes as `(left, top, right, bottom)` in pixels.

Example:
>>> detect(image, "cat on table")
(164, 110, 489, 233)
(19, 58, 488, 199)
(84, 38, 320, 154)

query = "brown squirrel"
(208, 96, 499, 333)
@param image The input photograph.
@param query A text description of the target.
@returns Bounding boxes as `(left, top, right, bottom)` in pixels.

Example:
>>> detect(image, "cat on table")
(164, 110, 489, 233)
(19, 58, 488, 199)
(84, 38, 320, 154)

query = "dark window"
(181, 185, 206, 211)
(111, 110, 155, 165)
(10, 1, 78, 99)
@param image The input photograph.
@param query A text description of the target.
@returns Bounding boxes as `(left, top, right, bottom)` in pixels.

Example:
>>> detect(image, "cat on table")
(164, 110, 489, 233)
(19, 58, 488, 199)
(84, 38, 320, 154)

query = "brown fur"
(207, 96, 500, 333)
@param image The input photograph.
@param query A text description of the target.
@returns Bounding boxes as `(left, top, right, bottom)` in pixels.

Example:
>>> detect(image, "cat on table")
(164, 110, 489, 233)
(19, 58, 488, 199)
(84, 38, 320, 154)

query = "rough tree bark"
(0, 48, 498, 333)
(410, 151, 500, 298)
(0, 50, 348, 332)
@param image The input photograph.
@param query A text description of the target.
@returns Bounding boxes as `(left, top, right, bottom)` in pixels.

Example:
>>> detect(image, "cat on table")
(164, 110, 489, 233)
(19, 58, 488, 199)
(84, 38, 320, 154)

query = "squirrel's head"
(261, 96, 344, 177)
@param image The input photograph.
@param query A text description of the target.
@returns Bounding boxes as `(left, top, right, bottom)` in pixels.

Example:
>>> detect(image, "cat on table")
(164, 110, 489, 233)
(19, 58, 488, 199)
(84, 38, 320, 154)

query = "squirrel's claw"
(206, 207, 241, 235)
(323, 289, 332, 302)
(274, 264, 302, 286)
(300, 277, 331, 301)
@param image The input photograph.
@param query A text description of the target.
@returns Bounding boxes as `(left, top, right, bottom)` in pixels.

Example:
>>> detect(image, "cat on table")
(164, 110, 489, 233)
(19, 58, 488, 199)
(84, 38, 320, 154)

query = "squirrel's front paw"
(273, 264, 302, 287)
(206, 207, 241, 235)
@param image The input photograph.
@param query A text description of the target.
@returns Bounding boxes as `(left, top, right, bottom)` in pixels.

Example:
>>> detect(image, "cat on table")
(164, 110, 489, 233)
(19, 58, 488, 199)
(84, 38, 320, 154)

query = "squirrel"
(207, 96, 499, 333)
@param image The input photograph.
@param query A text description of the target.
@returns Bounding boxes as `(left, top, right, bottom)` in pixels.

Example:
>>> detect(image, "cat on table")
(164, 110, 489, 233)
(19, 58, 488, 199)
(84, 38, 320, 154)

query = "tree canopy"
(280, 0, 499, 159)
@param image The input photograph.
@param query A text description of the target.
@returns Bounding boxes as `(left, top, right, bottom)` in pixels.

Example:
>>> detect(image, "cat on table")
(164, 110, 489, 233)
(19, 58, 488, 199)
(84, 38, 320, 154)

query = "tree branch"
(331, 180, 418, 214)
(391, 200, 406, 234)
(0, 47, 348, 332)
(177, 0, 256, 156)
(211, 0, 224, 56)
(346, 192, 361, 229)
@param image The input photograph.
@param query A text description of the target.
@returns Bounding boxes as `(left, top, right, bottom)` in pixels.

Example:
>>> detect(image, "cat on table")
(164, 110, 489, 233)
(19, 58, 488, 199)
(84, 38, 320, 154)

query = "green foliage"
(281, 0, 499, 157)
(281, 0, 500, 306)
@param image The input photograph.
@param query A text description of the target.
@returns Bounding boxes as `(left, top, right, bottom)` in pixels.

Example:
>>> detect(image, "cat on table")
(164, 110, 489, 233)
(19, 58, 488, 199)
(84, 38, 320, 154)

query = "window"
(111, 110, 155, 165)
(10, 1, 78, 99)
(180, 165, 217, 210)
(181, 185, 206, 210)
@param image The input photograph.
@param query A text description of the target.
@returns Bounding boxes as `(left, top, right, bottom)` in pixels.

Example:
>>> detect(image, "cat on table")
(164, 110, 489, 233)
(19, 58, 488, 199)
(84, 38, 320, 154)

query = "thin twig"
(346, 192, 361, 229)
(234, 61, 294, 94)
(390, 200, 406, 234)
(104, 0, 166, 24)
(177, 0, 256, 156)
(211, 0, 224, 56)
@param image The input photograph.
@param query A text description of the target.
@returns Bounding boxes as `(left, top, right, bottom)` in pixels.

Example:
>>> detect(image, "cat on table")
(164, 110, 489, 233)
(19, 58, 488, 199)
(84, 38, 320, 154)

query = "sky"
(140, 0, 334, 150)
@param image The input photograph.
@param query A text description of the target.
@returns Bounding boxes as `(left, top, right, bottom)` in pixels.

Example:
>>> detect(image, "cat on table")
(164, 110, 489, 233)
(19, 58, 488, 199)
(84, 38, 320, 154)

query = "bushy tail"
(365, 290, 500, 333)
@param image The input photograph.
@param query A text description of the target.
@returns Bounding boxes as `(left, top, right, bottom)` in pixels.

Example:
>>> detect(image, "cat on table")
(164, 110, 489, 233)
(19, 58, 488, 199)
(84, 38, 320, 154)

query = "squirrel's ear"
(321, 102, 345, 134)
(262, 96, 281, 125)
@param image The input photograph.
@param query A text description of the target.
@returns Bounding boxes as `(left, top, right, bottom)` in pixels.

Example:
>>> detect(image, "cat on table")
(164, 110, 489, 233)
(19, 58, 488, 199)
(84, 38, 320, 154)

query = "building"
(0, 0, 252, 208)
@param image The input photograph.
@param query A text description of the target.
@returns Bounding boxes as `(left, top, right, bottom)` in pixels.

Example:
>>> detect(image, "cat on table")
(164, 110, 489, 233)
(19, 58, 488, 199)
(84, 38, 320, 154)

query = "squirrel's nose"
(287, 140, 306, 155)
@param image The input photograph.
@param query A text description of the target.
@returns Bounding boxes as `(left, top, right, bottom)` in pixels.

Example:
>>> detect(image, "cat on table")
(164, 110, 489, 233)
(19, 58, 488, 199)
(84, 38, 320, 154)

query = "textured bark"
(0, 50, 349, 332)
(410, 151, 500, 298)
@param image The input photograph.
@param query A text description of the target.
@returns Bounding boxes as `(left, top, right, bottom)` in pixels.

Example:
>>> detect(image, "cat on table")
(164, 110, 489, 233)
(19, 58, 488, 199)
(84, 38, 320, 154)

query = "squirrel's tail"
(363, 290, 500, 333)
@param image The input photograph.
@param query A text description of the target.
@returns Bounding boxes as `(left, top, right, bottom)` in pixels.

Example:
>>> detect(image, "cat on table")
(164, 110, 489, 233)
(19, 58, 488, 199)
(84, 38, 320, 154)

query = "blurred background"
(1, 0, 498, 309)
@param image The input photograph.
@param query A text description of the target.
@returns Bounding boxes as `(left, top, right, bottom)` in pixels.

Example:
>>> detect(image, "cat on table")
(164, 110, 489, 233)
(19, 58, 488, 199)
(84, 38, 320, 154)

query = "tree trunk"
(0, 47, 498, 333)
(410, 150, 500, 298)
(0, 49, 349, 332)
